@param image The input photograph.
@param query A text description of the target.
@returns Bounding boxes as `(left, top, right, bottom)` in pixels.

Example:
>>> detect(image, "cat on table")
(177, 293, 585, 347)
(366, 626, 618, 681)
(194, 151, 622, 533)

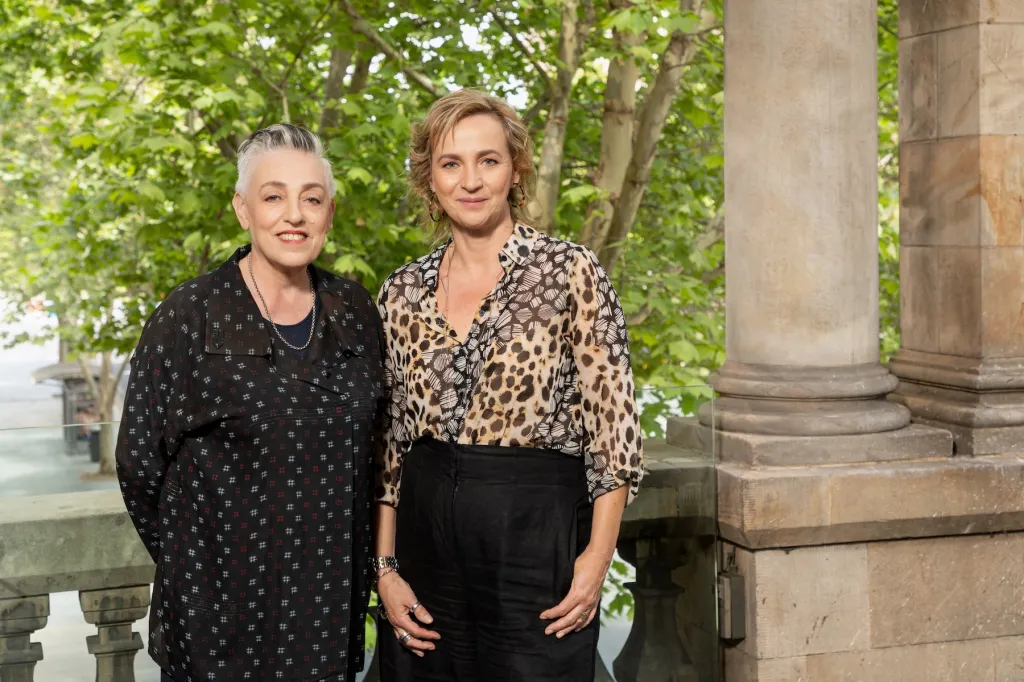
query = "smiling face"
(231, 148, 335, 271)
(430, 113, 520, 234)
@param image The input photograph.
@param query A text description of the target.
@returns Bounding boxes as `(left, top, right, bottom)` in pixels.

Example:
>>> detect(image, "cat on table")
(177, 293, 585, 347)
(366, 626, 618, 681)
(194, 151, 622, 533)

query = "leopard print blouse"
(375, 223, 644, 507)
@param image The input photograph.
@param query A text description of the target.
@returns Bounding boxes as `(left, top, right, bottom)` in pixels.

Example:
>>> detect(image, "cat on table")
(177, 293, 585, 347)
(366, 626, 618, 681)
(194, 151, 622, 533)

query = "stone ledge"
(724, 635, 1022, 682)
(719, 453, 1024, 549)
(671, 417, 953, 466)
(0, 490, 153, 598)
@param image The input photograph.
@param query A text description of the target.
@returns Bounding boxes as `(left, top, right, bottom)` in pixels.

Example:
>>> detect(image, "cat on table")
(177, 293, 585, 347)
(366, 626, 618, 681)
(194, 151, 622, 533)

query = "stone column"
(0, 595, 48, 682)
(890, 1, 1024, 454)
(703, 0, 910, 439)
(79, 585, 150, 682)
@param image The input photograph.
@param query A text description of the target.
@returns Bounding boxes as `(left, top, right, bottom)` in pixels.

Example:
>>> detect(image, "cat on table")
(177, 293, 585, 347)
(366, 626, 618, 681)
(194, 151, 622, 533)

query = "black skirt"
(379, 437, 599, 682)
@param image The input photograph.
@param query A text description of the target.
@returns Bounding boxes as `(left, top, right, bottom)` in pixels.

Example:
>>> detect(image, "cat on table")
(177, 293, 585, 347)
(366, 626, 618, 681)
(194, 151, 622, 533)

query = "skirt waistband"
(408, 436, 585, 488)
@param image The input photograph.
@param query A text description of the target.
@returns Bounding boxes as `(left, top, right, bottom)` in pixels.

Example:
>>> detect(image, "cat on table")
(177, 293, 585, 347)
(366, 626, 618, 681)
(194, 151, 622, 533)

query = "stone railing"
(0, 434, 717, 682)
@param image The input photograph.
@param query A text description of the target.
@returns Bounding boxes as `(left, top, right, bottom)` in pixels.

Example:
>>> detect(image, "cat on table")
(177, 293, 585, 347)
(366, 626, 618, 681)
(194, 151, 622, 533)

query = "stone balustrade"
(0, 434, 717, 682)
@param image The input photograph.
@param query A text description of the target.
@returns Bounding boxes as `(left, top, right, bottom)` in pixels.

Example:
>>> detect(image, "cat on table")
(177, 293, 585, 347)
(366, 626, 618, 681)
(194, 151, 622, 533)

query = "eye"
(264, 194, 281, 202)
(482, 158, 499, 166)
(305, 196, 322, 205)
(441, 161, 458, 169)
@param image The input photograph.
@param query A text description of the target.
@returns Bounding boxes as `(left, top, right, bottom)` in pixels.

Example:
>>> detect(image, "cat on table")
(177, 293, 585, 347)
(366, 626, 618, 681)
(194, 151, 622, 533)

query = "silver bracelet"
(372, 556, 399, 572)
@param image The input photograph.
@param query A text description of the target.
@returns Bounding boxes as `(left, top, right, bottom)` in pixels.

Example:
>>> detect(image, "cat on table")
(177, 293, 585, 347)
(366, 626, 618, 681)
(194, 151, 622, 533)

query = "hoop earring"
(510, 184, 528, 209)
(428, 195, 443, 223)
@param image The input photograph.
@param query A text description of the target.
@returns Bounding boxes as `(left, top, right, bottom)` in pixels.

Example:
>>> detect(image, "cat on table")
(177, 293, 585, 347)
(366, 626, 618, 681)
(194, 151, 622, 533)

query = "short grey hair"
(235, 123, 336, 197)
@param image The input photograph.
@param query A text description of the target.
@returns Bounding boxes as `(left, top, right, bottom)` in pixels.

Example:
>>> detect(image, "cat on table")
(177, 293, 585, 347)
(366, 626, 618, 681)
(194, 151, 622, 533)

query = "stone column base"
(722, 533, 1024, 682)
(703, 362, 911, 437)
(715, 419, 1024, 682)
(890, 350, 1024, 455)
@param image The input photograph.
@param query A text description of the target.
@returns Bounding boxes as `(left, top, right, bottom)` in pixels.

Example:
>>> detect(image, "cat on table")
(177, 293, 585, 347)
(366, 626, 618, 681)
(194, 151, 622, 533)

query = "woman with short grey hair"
(117, 123, 383, 682)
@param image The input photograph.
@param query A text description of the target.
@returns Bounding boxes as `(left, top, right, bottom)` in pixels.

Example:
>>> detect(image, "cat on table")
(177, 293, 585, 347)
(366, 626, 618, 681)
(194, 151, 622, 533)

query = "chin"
(258, 240, 322, 270)
(449, 211, 506, 233)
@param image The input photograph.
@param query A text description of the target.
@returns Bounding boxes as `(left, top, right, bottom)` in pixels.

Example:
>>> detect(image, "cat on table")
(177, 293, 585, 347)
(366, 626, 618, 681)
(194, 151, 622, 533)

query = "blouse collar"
(421, 223, 539, 291)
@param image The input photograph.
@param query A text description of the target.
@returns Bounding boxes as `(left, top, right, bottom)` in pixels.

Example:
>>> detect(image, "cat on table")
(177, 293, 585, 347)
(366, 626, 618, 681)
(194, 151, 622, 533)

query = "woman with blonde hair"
(372, 89, 644, 681)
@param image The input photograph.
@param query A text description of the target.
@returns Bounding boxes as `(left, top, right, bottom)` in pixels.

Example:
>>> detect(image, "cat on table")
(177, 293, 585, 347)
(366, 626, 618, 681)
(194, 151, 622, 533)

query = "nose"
(460, 165, 483, 192)
(285, 196, 305, 225)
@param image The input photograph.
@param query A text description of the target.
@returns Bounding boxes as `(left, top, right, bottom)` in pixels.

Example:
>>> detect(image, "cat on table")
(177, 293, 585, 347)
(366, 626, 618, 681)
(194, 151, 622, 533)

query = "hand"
(539, 546, 610, 638)
(377, 571, 441, 657)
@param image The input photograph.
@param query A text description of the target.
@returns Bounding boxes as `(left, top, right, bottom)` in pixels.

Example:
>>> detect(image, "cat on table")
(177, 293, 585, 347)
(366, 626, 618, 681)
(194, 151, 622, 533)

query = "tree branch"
(340, 0, 443, 98)
(579, 0, 640, 251)
(599, 0, 713, 269)
(532, 0, 593, 232)
(692, 212, 724, 252)
(491, 11, 555, 94)
(78, 354, 101, 407)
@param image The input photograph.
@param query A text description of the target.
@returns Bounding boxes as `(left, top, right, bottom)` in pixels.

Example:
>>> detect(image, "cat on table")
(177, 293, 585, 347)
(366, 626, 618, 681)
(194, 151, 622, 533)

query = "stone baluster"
(612, 535, 701, 682)
(79, 585, 150, 682)
(0, 595, 48, 682)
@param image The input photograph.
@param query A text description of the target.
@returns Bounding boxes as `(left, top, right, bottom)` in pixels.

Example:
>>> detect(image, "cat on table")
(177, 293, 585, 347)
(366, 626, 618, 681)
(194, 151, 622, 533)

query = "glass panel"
(0, 422, 122, 499)
(598, 384, 718, 682)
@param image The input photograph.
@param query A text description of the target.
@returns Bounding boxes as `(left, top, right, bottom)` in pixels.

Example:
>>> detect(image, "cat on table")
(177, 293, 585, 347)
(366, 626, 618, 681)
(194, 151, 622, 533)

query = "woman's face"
(232, 148, 334, 271)
(430, 113, 519, 234)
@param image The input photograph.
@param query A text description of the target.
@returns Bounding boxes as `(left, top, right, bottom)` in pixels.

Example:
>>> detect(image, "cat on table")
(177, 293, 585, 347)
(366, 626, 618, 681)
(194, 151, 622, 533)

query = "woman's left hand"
(540, 546, 610, 637)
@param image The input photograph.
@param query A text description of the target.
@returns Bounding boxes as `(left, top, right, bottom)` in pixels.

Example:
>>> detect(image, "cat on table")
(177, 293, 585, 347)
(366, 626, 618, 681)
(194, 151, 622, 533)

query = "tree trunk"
(79, 349, 130, 474)
(320, 46, 354, 134)
(531, 0, 592, 232)
(598, 0, 712, 269)
(349, 50, 373, 96)
(98, 417, 116, 475)
(579, 0, 640, 252)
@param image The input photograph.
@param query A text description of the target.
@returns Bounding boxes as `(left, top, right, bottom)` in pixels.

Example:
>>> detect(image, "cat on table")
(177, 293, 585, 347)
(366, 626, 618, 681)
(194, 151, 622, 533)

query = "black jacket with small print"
(116, 245, 384, 682)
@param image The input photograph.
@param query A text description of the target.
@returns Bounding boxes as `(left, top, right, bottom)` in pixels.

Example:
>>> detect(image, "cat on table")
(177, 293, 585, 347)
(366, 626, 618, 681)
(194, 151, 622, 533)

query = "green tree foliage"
(0, 0, 729, 464)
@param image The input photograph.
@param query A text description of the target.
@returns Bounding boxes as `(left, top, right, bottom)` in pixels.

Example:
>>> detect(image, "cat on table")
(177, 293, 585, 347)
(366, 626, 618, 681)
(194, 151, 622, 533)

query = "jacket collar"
(203, 245, 356, 360)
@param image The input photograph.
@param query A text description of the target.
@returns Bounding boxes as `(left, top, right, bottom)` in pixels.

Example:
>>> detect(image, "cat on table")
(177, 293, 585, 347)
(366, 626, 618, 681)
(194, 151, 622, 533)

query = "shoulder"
(376, 248, 439, 308)
(133, 270, 218, 355)
(529, 233, 607, 284)
(314, 266, 376, 313)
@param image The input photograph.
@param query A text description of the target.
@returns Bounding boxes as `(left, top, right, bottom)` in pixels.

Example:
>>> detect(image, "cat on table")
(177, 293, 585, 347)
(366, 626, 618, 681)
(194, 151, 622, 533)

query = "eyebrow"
(437, 149, 504, 161)
(258, 181, 327, 192)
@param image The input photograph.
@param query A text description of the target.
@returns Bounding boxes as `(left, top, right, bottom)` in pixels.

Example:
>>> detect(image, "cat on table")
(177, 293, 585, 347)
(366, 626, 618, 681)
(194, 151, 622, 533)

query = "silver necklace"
(247, 254, 316, 351)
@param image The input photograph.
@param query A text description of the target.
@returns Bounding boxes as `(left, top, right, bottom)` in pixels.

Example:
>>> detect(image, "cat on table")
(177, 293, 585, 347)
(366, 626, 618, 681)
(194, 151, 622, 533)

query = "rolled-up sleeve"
(569, 247, 644, 505)
(115, 314, 177, 561)
(375, 279, 410, 507)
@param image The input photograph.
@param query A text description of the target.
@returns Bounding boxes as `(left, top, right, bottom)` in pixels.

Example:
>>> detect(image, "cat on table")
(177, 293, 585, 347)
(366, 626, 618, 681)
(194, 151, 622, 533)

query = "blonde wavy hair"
(408, 88, 536, 236)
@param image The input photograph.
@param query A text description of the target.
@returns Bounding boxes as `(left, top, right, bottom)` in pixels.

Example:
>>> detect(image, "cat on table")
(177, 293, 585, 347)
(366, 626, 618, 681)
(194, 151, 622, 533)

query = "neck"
(246, 249, 309, 293)
(449, 218, 515, 271)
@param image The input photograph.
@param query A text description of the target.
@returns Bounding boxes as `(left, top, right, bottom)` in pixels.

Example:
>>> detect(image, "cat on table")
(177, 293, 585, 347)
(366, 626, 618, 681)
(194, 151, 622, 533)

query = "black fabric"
(162, 670, 349, 682)
(268, 294, 317, 358)
(117, 245, 384, 682)
(378, 438, 599, 682)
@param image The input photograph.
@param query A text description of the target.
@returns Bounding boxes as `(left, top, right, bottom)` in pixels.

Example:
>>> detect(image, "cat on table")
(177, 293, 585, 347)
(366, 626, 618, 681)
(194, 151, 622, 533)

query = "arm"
(541, 246, 644, 636)
(115, 342, 174, 562)
(373, 280, 439, 653)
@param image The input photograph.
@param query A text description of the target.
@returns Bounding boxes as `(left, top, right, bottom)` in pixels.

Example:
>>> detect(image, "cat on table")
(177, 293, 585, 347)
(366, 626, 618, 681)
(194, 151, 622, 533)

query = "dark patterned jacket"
(116, 246, 383, 681)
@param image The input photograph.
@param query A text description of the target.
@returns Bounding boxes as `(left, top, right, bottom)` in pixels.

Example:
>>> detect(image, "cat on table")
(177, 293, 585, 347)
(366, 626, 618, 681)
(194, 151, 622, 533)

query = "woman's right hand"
(377, 571, 440, 657)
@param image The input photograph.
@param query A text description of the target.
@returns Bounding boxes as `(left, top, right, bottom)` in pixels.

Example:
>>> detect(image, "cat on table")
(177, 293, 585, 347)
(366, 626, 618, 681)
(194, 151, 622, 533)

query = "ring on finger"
(398, 631, 413, 645)
(409, 601, 422, 613)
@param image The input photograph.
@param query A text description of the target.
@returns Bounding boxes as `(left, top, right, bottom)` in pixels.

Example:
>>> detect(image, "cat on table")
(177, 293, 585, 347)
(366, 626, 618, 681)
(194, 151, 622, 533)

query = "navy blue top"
(270, 296, 317, 358)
